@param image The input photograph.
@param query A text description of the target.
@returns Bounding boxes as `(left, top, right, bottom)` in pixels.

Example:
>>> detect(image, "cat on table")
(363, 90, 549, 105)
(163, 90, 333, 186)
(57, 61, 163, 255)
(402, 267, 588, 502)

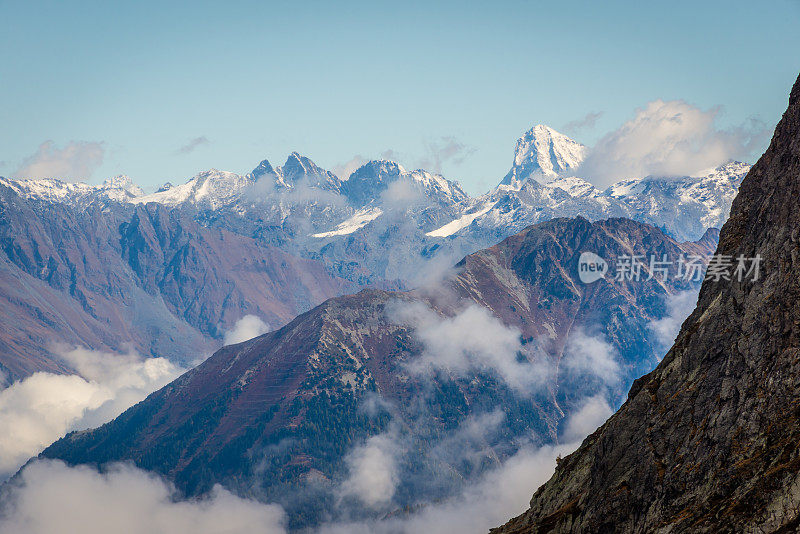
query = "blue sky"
(1, 0, 799, 194)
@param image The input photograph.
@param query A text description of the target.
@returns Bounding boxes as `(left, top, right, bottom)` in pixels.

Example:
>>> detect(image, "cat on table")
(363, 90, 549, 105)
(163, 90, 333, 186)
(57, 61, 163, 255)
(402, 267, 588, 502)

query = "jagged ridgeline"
(492, 73, 800, 534)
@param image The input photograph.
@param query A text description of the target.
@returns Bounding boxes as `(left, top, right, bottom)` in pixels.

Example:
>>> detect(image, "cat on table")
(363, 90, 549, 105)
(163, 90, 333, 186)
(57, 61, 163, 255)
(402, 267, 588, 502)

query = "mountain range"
(2, 125, 749, 289)
(39, 215, 716, 529)
(0, 124, 747, 385)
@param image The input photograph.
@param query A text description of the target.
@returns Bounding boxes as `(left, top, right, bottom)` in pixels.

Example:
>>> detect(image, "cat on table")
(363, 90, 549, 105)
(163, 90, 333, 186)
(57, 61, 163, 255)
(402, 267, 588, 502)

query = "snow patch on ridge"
(313, 207, 384, 238)
(427, 201, 497, 238)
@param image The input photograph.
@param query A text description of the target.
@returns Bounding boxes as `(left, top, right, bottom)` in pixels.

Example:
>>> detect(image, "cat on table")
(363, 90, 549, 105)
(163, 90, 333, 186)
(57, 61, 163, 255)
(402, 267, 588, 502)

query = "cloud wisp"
(416, 137, 476, 174)
(332, 155, 368, 180)
(649, 289, 700, 357)
(561, 329, 621, 386)
(563, 111, 603, 135)
(174, 136, 210, 155)
(560, 394, 614, 443)
(223, 315, 270, 345)
(338, 427, 402, 508)
(333, 137, 473, 180)
(14, 141, 105, 182)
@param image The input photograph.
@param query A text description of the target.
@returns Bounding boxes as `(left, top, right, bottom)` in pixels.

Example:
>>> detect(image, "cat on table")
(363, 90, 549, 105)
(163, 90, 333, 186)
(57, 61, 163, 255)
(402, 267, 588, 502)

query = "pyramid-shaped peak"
(278, 152, 341, 191)
(501, 124, 587, 188)
(249, 159, 276, 181)
(282, 152, 322, 175)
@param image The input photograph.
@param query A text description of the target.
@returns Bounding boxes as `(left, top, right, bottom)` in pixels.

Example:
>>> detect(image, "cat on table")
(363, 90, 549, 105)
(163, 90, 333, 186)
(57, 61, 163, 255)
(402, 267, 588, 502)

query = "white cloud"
(0, 460, 287, 534)
(579, 100, 768, 188)
(561, 329, 620, 385)
(2, 411, 609, 534)
(14, 141, 105, 182)
(339, 430, 401, 508)
(649, 289, 699, 356)
(560, 394, 613, 443)
(0, 347, 184, 478)
(389, 302, 553, 392)
(223, 315, 270, 345)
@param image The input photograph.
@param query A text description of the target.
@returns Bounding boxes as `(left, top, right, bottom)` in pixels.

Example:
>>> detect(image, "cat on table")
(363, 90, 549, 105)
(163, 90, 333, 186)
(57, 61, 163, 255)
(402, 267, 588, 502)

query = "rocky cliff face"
(491, 73, 800, 534)
(39, 216, 715, 529)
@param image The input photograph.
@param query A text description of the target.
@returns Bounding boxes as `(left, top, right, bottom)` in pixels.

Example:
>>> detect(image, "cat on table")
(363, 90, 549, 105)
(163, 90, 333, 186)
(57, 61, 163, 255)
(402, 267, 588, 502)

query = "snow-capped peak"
(132, 168, 251, 209)
(249, 159, 277, 182)
(0, 174, 145, 205)
(102, 174, 144, 196)
(278, 152, 342, 192)
(340, 160, 466, 208)
(501, 124, 587, 189)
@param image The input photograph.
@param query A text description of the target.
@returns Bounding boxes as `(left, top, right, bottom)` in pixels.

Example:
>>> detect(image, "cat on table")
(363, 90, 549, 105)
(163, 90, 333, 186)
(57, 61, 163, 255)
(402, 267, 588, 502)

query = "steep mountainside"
(0, 188, 354, 383)
(492, 73, 800, 534)
(40, 216, 715, 529)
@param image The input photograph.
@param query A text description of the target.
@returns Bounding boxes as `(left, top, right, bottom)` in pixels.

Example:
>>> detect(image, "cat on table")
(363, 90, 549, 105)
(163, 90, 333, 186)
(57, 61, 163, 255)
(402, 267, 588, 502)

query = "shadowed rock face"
(39, 215, 715, 529)
(492, 73, 800, 534)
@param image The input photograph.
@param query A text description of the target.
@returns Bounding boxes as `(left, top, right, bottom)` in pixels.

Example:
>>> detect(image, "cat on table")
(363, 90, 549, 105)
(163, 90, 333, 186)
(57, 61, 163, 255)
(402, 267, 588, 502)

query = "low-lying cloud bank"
(325, 395, 610, 533)
(0, 347, 184, 478)
(0, 460, 287, 534)
(1, 396, 612, 534)
(319, 441, 580, 534)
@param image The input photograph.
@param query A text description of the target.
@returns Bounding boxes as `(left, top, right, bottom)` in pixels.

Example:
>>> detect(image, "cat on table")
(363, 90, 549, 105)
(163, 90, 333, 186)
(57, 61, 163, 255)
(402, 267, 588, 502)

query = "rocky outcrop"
(491, 73, 800, 534)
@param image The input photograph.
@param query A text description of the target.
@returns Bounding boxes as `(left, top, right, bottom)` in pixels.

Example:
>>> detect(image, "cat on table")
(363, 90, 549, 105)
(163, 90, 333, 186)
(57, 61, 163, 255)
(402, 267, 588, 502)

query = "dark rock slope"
(492, 73, 800, 534)
(40, 215, 714, 528)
